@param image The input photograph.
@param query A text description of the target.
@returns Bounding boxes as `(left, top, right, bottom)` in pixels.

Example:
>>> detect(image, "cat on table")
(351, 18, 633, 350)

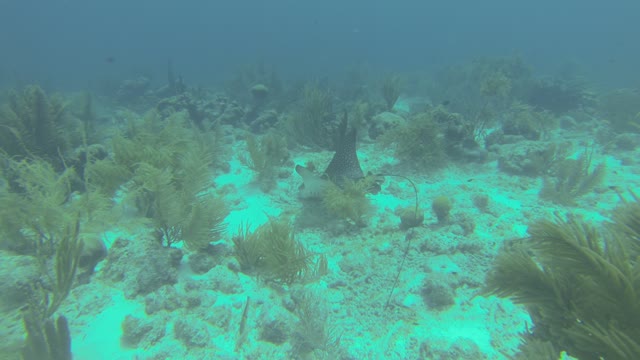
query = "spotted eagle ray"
(296, 111, 381, 199)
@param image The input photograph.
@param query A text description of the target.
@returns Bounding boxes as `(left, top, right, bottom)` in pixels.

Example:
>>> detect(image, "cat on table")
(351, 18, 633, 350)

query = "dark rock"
(174, 317, 210, 347)
(260, 319, 289, 345)
(420, 278, 455, 310)
(101, 236, 182, 299)
(0, 251, 40, 310)
(121, 314, 166, 349)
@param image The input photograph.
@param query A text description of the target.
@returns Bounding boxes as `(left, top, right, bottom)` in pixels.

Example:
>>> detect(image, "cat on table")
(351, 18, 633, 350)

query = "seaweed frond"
(232, 219, 313, 285)
(22, 315, 72, 360)
(285, 83, 334, 149)
(232, 222, 263, 274)
(291, 289, 342, 358)
(540, 148, 606, 205)
(510, 339, 560, 360)
(0, 85, 73, 167)
(484, 202, 640, 360)
(48, 219, 84, 317)
(21, 217, 83, 360)
(3, 158, 75, 255)
(180, 193, 227, 251)
(113, 110, 228, 249)
(84, 157, 130, 196)
(241, 131, 288, 191)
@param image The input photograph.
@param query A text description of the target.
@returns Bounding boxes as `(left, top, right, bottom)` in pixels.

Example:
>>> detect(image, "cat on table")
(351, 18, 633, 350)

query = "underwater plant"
(431, 195, 452, 224)
(21, 220, 84, 360)
(71, 91, 98, 144)
(539, 148, 606, 205)
(0, 85, 75, 168)
(0, 154, 94, 359)
(285, 83, 334, 149)
(380, 110, 446, 169)
(131, 155, 227, 251)
(291, 288, 342, 358)
(321, 177, 373, 226)
(399, 208, 424, 229)
(79, 110, 229, 249)
(510, 339, 562, 360)
(83, 156, 131, 197)
(241, 131, 288, 192)
(112, 111, 195, 172)
(484, 196, 640, 359)
(91, 111, 174, 194)
(0, 156, 110, 254)
(72, 111, 227, 249)
(0, 159, 74, 254)
(22, 315, 73, 360)
(232, 219, 316, 285)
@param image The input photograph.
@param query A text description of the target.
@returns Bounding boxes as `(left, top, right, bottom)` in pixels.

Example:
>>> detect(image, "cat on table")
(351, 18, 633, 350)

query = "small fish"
(441, 100, 450, 106)
(105, 56, 116, 64)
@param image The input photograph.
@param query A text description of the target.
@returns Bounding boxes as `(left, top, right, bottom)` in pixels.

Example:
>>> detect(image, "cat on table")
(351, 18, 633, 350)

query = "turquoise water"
(1, 2, 639, 359)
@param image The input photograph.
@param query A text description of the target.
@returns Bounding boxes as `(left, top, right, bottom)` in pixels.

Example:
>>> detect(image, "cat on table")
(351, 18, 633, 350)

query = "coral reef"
(2, 51, 633, 359)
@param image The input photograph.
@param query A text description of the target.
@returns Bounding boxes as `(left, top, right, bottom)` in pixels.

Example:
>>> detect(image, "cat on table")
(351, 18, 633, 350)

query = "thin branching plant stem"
(380, 174, 421, 309)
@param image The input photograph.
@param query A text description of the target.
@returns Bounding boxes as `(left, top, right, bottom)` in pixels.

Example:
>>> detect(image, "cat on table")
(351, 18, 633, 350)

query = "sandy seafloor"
(13, 98, 639, 360)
